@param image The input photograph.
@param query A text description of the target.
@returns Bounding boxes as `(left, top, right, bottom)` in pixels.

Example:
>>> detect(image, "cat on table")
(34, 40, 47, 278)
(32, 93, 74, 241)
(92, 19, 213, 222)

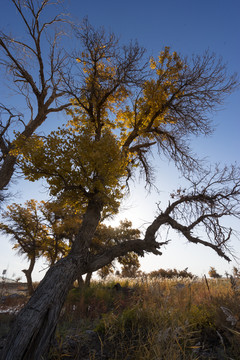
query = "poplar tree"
(2, 19, 240, 360)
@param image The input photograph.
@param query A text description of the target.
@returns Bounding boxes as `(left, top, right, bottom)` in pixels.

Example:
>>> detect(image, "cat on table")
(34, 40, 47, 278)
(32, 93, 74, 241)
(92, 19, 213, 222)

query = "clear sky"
(0, 0, 239, 281)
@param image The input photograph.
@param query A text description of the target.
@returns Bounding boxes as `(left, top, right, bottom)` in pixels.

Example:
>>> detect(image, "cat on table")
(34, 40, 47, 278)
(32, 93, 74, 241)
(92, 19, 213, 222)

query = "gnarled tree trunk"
(1, 255, 83, 359)
(1, 198, 103, 360)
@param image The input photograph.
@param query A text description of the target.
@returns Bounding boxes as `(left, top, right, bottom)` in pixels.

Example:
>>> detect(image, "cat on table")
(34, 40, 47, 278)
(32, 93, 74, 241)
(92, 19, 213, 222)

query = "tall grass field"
(1, 276, 240, 359)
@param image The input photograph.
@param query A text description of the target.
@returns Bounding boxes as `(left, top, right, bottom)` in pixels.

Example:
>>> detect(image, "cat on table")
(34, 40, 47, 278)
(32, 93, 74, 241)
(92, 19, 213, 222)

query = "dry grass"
(51, 277, 240, 359)
(1, 277, 240, 359)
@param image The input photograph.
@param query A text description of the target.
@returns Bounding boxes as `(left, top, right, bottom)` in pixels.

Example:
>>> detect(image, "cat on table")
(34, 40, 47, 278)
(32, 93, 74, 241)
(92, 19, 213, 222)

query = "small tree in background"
(0, 199, 141, 289)
(208, 267, 222, 279)
(178, 268, 194, 279)
(149, 267, 194, 279)
(94, 220, 141, 281)
(232, 267, 240, 278)
(119, 252, 141, 278)
(0, 200, 81, 294)
(98, 264, 115, 280)
(0, 200, 48, 294)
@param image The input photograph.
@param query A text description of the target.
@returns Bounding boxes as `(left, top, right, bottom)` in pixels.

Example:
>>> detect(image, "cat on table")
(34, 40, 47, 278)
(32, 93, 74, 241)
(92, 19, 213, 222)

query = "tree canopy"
(13, 21, 239, 263)
(0, 199, 79, 293)
(15, 21, 237, 215)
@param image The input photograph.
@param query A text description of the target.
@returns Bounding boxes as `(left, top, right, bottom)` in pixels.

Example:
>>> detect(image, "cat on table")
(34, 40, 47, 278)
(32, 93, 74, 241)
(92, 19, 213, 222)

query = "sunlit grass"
(50, 277, 240, 359)
(1, 276, 240, 359)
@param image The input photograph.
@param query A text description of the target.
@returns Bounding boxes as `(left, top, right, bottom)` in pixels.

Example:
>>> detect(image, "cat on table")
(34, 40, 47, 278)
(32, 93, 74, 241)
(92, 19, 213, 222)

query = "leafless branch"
(87, 165, 240, 272)
(0, 0, 71, 192)
(123, 51, 238, 180)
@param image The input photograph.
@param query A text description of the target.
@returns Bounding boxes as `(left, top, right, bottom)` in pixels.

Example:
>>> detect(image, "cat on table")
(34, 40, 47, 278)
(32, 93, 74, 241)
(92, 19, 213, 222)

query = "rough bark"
(1, 255, 82, 360)
(1, 198, 103, 360)
(1, 239, 159, 360)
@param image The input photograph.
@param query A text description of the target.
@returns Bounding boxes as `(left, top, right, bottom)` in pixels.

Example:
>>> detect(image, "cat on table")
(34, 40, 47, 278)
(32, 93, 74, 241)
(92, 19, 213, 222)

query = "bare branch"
(157, 165, 240, 260)
(123, 51, 238, 179)
(0, 0, 71, 192)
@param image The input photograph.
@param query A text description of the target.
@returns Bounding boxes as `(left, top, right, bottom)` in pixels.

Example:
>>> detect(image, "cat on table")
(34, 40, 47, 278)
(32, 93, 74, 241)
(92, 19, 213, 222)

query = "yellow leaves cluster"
(149, 57, 157, 70)
(115, 107, 136, 141)
(10, 133, 44, 160)
(68, 125, 128, 200)
(123, 47, 187, 135)
(149, 47, 186, 86)
(17, 120, 129, 214)
(1, 200, 78, 264)
(1, 200, 48, 258)
(111, 48, 187, 141)
(75, 46, 115, 83)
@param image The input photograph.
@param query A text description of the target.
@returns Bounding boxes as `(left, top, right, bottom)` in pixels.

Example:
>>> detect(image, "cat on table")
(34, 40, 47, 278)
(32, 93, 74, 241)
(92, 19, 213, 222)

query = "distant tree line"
(148, 267, 194, 279)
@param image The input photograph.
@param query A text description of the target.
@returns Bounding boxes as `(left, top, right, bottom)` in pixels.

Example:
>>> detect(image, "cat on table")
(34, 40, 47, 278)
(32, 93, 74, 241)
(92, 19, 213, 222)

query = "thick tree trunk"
(1, 198, 103, 360)
(1, 229, 160, 359)
(1, 254, 83, 360)
(1, 197, 161, 359)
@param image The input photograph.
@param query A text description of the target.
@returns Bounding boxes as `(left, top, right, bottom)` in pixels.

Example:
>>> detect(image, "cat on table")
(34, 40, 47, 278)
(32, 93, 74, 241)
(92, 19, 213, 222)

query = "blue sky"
(0, 0, 240, 281)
